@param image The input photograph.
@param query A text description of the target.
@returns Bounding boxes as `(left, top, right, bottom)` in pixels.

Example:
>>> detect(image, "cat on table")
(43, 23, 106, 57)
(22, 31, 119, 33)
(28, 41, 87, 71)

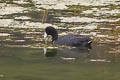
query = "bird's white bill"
(44, 32, 48, 39)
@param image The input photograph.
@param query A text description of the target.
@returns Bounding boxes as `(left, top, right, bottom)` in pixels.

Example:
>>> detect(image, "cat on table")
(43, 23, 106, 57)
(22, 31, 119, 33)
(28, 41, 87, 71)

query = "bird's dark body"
(54, 34, 92, 46)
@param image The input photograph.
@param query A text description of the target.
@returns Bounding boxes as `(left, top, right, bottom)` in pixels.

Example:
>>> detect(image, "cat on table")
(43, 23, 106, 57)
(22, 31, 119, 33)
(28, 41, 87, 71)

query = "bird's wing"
(68, 35, 91, 46)
(56, 35, 91, 46)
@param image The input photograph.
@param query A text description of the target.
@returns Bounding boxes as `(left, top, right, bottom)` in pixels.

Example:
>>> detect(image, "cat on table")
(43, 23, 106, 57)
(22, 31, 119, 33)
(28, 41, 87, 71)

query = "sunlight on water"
(0, 4, 26, 15)
(32, 0, 120, 10)
(0, 0, 119, 47)
(13, 0, 30, 4)
(69, 24, 97, 30)
(0, 19, 58, 28)
(33, 0, 120, 6)
(58, 17, 120, 23)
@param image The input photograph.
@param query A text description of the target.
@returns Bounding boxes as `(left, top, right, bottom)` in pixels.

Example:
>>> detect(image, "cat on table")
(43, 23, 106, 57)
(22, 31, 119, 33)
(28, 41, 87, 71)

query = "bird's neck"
(52, 34, 58, 43)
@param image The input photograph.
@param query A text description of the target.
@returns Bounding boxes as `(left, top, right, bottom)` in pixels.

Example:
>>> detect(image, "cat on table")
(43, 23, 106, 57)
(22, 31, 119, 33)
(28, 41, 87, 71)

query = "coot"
(44, 26, 92, 48)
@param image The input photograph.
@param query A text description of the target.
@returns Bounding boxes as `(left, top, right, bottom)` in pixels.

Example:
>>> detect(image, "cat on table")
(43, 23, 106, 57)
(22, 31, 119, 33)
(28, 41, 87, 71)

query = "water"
(0, 0, 120, 80)
(0, 45, 120, 80)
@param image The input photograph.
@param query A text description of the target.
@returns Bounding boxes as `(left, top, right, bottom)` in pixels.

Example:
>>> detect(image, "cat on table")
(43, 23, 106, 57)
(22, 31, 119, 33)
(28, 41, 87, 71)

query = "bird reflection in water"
(43, 47, 91, 60)
(43, 48, 57, 57)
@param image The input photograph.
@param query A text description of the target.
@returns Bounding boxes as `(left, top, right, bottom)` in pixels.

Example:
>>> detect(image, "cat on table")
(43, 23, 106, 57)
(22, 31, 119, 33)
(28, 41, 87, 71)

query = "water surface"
(0, 45, 120, 80)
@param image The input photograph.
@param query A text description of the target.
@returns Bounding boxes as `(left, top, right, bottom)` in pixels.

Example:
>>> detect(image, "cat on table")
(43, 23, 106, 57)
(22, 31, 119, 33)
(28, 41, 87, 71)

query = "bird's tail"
(86, 40, 92, 49)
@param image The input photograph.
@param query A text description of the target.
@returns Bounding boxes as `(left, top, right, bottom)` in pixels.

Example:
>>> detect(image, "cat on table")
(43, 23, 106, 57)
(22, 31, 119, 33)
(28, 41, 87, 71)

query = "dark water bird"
(44, 26, 92, 48)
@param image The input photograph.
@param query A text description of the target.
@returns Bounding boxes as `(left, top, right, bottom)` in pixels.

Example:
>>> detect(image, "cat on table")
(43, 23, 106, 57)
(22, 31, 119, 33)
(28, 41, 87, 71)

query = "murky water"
(0, 0, 120, 80)
(0, 45, 120, 80)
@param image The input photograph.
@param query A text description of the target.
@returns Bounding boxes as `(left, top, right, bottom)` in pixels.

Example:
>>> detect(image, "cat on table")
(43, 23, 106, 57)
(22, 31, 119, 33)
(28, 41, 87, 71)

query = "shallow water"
(0, 44, 120, 80)
(0, 0, 120, 80)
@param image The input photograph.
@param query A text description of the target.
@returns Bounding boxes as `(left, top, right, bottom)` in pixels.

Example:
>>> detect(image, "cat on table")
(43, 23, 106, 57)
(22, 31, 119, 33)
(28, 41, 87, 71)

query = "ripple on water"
(69, 24, 97, 30)
(0, 19, 58, 28)
(82, 8, 120, 16)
